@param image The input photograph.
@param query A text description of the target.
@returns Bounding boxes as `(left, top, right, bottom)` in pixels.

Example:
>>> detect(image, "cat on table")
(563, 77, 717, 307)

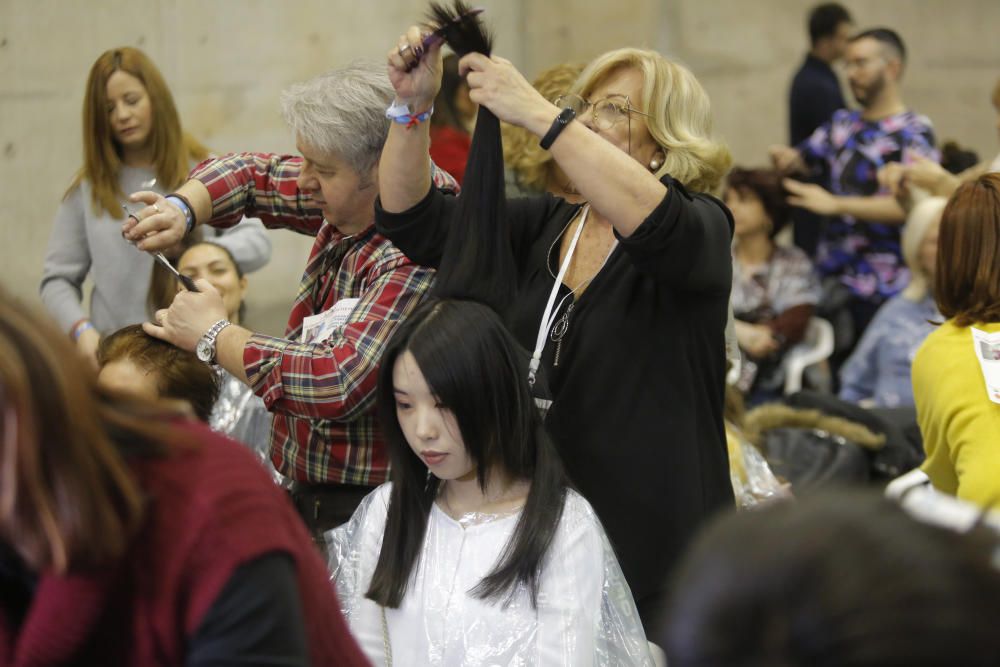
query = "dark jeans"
(287, 482, 374, 550)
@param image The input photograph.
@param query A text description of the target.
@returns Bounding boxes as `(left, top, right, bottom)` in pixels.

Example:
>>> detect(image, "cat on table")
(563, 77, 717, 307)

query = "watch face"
(196, 338, 212, 363)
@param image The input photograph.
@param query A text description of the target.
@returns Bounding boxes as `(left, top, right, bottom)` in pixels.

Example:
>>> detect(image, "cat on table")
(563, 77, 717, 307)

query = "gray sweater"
(40, 164, 271, 335)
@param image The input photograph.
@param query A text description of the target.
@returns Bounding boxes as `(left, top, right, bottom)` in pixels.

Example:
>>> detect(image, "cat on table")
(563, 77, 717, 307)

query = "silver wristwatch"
(196, 319, 232, 364)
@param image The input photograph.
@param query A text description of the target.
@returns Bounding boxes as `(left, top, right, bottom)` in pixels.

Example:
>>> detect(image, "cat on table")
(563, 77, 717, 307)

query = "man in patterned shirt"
(128, 61, 457, 537)
(770, 28, 938, 335)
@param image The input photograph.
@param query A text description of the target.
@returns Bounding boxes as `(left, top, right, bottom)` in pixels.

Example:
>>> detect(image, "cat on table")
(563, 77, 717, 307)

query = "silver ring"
(398, 44, 411, 57)
(153, 203, 161, 213)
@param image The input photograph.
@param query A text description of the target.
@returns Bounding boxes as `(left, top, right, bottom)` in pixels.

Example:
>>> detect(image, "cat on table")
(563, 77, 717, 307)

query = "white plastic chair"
(782, 317, 834, 395)
(648, 641, 667, 667)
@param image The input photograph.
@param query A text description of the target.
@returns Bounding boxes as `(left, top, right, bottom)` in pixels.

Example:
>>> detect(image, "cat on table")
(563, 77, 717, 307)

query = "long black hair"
(365, 299, 569, 608)
(426, 1, 518, 314)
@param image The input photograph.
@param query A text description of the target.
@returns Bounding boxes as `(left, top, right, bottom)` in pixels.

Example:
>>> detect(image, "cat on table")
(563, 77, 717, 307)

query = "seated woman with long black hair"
(327, 299, 652, 665)
(376, 5, 734, 631)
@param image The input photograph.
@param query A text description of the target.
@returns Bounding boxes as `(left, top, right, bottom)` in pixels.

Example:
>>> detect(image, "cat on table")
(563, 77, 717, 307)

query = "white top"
(40, 164, 272, 335)
(328, 484, 653, 666)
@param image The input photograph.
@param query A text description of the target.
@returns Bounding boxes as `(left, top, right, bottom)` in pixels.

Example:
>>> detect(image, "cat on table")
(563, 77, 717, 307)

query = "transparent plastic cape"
(327, 484, 654, 666)
(210, 369, 282, 484)
(727, 422, 792, 509)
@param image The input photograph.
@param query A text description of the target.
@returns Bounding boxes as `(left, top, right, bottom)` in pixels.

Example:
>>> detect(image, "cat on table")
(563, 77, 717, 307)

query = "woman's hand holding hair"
(459, 53, 557, 136)
(122, 190, 186, 252)
(387, 25, 443, 109)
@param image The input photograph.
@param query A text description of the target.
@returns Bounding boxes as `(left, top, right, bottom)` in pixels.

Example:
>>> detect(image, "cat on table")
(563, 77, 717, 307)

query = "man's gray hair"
(280, 59, 394, 174)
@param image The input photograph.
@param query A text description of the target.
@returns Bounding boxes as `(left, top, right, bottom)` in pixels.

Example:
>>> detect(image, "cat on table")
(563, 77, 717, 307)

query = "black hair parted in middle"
(424, 1, 518, 314)
(365, 299, 569, 609)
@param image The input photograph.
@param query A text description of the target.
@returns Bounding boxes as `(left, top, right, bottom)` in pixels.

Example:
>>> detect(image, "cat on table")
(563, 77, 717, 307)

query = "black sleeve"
(186, 552, 310, 667)
(375, 187, 564, 268)
(615, 180, 734, 293)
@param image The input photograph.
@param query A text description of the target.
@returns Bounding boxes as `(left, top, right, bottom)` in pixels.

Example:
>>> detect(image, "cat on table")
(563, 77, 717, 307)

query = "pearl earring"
(649, 156, 662, 171)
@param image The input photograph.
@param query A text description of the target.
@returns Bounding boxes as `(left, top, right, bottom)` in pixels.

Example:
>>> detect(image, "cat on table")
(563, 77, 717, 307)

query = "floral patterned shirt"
(799, 109, 938, 304)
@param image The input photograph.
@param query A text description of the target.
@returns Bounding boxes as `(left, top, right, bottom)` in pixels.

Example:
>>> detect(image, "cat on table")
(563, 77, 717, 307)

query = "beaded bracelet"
(70, 318, 95, 341)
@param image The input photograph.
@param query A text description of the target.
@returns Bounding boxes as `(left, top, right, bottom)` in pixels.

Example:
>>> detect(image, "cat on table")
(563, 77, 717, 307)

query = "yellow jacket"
(913, 320, 1000, 508)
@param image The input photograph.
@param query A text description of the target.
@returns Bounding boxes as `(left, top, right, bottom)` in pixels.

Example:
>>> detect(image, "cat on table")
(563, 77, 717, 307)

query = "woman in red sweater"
(0, 290, 368, 666)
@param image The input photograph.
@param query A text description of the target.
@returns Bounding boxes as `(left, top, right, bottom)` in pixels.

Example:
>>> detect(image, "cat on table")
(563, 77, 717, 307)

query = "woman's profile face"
(105, 70, 153, 154)
(392, 350, 476, 483)
(918, 215, 942, 280)
(178, 244, 248, 323)
(726, 188, 772, 240)
(580, 67, 660, 169)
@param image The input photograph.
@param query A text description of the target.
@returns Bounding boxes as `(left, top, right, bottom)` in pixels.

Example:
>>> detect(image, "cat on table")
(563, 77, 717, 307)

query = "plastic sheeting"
(210, 369, 281, 484)
(727, 423, 792, 509)
(327, 484, 654, 666)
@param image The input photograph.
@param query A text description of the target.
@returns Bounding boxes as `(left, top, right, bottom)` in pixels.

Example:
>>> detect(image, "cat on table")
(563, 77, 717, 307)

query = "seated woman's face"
(725, 188, 772, 239)
(177, 244, 247, 322)
(97, 358, 197, 417)
(392, 350, 476, 483)
(97, 358, 160, 401)
(918, 217, 941, 280)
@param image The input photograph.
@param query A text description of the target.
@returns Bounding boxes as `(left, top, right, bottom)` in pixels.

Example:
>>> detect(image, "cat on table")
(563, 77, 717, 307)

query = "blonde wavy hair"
(574, 48, 731, 193)
(502, 62, 584, 194)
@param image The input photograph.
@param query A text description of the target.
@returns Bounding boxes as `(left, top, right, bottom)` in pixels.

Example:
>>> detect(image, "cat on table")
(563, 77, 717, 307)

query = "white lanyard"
(528, 205, 591, 387)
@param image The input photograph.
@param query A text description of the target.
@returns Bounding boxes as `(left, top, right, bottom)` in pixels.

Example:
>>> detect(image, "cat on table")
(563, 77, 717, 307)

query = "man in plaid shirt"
(131, 61, 457, 535)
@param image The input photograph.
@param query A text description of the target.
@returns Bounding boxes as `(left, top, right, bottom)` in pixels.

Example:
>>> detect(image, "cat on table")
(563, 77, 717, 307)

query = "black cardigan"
(376, 177, 735, 626)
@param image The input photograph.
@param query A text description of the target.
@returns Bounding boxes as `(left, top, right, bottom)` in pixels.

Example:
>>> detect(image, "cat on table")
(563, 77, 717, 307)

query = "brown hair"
(934, 173, 1000, 327)
(726, 167, 790, 238)
(0, 291, 180, 573)
(66, 47, 210, 219)
(98, 324, 219, 422)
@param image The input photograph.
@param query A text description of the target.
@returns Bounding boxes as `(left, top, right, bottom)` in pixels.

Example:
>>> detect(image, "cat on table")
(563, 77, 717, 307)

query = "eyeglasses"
(554, 94, 653, 131)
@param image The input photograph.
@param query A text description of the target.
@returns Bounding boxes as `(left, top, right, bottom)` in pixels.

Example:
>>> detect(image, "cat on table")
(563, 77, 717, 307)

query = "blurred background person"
(771, 29, 938, 341)
(839, 196, 945, 408)
(727, 167, 820, 404)
(0, 290, 367, 665)
(913, 173, 1000, 508)
(661, 491, 1000, 667)
(39, 46, 271, 367)
(502, 61, 585, 199)
(787, 3, 854, 258)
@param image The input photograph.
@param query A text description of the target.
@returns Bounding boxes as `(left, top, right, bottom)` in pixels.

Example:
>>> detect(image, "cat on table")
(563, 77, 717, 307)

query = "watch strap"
(199, 319, 232, 363)
(539, 107, 576, 150)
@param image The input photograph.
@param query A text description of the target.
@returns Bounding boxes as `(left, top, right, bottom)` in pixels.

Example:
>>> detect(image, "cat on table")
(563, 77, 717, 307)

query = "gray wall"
(3, 0, 997, 334)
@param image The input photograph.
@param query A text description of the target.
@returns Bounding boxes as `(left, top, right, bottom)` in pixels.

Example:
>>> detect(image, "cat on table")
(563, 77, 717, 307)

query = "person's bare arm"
(784, 179, 906, 224)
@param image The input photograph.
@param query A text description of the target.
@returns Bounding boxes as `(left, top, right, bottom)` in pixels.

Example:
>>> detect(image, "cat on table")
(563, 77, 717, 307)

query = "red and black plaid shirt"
(192, 152, 457, 484)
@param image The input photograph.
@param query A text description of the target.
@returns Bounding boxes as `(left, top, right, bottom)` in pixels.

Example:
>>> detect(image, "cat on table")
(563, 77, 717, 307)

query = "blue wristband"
(165, 194, 195, 234)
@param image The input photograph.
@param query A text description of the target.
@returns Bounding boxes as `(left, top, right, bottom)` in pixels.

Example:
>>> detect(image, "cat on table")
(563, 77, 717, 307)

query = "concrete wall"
(3, 0, 997, 335)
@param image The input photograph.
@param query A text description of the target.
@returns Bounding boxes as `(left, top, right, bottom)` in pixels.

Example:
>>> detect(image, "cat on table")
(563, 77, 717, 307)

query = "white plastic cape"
(327, 484, 654, 666)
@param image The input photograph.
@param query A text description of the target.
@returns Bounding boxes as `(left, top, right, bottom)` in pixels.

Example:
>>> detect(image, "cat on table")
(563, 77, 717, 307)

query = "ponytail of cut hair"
(426, 1, 518, 314)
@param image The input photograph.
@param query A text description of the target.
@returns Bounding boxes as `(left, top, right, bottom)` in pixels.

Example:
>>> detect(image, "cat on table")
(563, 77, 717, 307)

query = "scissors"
(121, 203, 199, 292)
